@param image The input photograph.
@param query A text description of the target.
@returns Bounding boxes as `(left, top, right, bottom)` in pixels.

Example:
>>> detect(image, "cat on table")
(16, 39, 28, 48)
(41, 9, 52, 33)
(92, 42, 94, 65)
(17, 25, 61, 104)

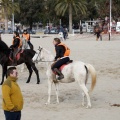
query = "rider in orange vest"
(10, 31, 22, 66)
(22, 29, 33, 49)
(51, 38, 71, 80)
(22, 29, 30, 41)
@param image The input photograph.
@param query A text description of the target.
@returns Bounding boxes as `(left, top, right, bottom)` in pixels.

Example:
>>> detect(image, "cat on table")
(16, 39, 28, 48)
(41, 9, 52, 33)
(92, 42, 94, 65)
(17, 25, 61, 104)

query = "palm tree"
(55, 0, 87, 33)
(0, 0, 19, 33)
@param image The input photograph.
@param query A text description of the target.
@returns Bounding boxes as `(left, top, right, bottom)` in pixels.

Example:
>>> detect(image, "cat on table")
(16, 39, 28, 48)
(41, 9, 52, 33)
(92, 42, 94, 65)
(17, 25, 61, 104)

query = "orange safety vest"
(12, 37, 22, 48)
(22, 33, 30, 41)
(57, 43, 70, 56)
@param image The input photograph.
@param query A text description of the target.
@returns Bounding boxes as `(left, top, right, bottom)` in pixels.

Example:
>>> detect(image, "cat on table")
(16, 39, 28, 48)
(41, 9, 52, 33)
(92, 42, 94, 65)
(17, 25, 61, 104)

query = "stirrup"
(57, 75, 64, 80)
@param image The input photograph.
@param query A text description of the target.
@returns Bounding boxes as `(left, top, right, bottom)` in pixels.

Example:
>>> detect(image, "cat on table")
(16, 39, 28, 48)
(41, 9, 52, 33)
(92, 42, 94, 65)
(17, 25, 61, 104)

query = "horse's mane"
(0, 40, 9, 50)
(43, 48, 51, 54)
(42, 48, 54, 60)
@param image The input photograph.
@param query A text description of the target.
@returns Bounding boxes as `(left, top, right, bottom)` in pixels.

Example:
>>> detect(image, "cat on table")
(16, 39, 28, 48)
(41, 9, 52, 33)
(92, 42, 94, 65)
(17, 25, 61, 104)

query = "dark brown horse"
(0, 40, 40, 85)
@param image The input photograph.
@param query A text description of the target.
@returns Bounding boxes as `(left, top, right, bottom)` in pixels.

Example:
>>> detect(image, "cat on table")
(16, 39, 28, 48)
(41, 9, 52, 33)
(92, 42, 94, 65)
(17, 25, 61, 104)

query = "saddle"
(59, 60, 73, 71)
(9, 49, 24, 61)
(16, 49, 24, 60)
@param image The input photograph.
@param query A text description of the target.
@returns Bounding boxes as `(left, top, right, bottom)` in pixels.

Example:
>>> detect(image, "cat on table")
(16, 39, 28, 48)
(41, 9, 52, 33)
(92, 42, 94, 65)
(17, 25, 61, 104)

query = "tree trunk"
(30, 23, 33, 30)
(29, 19, 33, 30)
(4, 9, 8, 33)
(69, 3, 72, 34)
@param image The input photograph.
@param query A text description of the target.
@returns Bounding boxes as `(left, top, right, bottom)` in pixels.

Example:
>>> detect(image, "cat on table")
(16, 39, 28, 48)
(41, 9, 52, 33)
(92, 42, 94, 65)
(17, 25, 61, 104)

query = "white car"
(116, 26, 120, 32)
(116, 22, 120, 32)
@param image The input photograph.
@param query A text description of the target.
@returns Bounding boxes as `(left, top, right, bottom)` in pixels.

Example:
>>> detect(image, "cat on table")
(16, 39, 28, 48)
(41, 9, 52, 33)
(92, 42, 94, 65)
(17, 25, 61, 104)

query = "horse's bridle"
(35, 47, 43, 63)
(35, 47, 53, 63)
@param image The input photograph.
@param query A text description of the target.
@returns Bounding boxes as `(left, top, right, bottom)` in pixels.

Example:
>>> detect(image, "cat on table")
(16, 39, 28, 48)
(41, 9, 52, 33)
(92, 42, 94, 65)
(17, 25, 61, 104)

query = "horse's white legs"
(55, 83, 59, 103)
(82, 92, 85, 106)
(80, 84, 91, 108)
(45, 79, 52, 105)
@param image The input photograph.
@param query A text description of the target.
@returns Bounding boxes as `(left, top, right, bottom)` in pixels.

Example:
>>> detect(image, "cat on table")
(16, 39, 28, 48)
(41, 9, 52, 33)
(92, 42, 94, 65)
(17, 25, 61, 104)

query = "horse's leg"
(1, 65, 7, 85)
(30, 62, 40, 84)
(45, 79, 53, 105)
(55, 82, 59, 103)
(82, 92, 85, 106)
(80, 84, 91, 108)
(25, 62, 33, 83)
(81, 70, 88, 107)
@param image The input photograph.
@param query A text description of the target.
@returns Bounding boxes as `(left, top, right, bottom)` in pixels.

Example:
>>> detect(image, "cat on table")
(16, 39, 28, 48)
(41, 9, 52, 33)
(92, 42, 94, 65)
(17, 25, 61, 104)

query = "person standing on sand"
(2, 67, 24, 120)
(94, 28, 102, 41)
(0, 33, 2, 41)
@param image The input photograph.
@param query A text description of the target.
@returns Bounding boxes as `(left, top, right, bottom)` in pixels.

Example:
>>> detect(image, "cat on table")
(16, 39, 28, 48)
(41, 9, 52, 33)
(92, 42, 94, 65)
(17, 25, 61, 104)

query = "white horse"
(32, 46, 97, 108)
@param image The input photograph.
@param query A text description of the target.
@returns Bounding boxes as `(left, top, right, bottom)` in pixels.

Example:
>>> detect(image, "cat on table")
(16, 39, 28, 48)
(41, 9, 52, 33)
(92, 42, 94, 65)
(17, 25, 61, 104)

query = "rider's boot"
(9, 52, 13, 59)
(54, 68, 64, 80)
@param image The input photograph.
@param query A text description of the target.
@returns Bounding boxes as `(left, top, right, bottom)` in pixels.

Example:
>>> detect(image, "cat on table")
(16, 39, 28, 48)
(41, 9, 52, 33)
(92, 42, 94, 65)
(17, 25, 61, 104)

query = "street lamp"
(60, 19, 61, 26)
(109, 0, 112, 40)
(12, 0, 14, 32)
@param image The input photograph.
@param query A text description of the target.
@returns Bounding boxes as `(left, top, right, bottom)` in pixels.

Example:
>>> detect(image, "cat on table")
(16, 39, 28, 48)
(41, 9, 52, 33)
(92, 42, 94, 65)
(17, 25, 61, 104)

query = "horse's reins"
(35, 48, 53, 63)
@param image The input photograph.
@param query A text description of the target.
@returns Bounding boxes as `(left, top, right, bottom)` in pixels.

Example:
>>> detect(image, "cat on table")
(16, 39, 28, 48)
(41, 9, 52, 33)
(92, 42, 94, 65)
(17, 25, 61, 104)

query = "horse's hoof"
(26, 81, 30, 83)
(37, 82, 40, 84)
(82, 103, 85, 107)
(45, 102, 50, 105)
(86, 105, 91, 109)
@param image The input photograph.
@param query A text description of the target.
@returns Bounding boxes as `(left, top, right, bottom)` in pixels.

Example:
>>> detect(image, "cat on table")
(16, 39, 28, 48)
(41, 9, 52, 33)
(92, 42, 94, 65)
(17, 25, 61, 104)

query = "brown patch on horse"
(53, 79, 59, 83)
(111, 104, 120, 107)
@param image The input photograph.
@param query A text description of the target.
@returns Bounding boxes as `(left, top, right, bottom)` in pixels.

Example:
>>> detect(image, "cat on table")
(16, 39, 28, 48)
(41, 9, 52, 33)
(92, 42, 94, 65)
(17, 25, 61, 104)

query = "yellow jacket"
(2, 76, 23, 111)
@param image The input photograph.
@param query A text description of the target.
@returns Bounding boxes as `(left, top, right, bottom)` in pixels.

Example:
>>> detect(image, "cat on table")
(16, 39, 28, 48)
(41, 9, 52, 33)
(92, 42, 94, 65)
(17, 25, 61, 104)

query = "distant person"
(0, 33, 2, 41)
(94, 28, 102, 41)
(16, 26, 19, 32)
(80, 25, 83, 34)
(2, 67, 24, 120)
(22, 29, 33, 49)
(58, 26, 64, 41)
(63, 28, 68, 40)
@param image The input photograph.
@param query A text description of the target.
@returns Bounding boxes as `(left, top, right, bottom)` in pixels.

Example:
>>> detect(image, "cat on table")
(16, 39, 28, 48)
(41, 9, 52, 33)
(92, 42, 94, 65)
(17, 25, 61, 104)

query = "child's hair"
(7, 67, 16, 77)
(54, 38, 61, 44)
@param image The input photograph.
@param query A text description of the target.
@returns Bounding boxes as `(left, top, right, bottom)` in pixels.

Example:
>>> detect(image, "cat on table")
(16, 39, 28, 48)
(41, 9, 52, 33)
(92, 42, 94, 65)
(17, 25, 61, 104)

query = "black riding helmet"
(14, 31, 19, 37)
(23, 29, 27, 34)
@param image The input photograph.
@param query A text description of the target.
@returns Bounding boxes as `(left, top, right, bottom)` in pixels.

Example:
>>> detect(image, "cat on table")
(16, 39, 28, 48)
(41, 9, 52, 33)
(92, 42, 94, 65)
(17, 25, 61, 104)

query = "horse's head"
(32, 46, 43, 63)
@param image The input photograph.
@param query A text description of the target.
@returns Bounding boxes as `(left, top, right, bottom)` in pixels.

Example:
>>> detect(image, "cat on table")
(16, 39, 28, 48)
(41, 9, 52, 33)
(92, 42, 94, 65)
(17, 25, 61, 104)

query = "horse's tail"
(85, 64, 96, 93)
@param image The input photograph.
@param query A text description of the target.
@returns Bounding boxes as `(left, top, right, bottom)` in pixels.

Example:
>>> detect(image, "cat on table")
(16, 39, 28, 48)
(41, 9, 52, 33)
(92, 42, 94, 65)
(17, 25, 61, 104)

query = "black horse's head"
(0, 40, 10, 59)
(0, 40, 9, 51)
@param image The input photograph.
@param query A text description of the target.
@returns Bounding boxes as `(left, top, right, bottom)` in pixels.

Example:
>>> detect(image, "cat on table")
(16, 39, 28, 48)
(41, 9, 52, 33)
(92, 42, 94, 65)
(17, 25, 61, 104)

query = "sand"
(0, 33, 120, 120)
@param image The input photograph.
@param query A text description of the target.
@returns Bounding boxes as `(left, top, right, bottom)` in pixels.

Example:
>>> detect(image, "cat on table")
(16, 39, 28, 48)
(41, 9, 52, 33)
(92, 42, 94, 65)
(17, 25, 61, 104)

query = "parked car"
(44, 28, 59, 34)
(0, 29, 4, 34)
(73, 24, 80, 33)
(26, 28, 36, 34)
(8, 28, 13, 34)
(73, 29, 80, 33)
(1, 28, 13, 34)
(116, 22, 120, 32)
(87, 26, 94, 33)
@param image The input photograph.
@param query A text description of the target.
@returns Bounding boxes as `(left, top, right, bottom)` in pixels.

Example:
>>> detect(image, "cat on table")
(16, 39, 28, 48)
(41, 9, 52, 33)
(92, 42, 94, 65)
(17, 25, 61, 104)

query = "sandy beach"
(0, 33, 120, 120)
